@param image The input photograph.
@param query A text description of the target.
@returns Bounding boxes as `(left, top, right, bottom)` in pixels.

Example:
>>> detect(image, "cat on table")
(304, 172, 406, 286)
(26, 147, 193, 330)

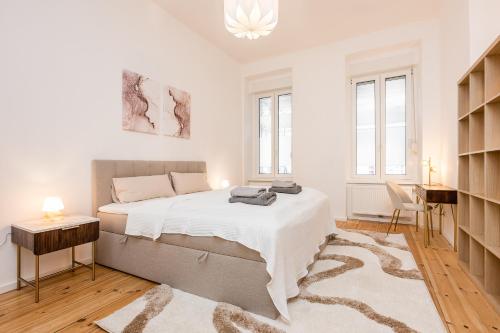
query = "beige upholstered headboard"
(91, 160, 207, 215)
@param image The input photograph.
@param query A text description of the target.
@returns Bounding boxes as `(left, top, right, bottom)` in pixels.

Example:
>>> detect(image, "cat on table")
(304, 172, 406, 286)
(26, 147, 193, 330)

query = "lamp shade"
(224, 0, 279, 40)
(42, 196, 64, 213)
(221, 179, 230, 189)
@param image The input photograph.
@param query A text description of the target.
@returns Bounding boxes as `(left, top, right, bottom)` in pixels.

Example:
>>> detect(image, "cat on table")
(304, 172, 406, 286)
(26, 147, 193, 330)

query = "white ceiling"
(154, 0, 440, 63)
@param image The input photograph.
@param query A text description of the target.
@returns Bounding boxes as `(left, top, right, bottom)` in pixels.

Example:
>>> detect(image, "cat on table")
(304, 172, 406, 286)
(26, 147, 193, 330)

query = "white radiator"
(347, 183, 415, 221)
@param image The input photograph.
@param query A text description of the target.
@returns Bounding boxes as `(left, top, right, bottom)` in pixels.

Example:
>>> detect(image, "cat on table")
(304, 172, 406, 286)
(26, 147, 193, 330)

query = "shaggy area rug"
(95, 229, 445, 333)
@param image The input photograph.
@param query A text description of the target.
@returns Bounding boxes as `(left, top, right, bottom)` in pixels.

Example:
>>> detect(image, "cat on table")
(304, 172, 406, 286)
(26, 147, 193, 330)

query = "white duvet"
(123, 187, 336, 321)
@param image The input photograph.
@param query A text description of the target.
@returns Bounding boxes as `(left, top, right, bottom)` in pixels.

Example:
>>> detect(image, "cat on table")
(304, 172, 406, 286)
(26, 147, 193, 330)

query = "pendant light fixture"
(224, 0, 279, 40)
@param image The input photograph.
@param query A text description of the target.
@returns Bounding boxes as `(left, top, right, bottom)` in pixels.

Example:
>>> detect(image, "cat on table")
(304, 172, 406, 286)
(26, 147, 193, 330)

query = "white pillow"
(112, 174, 176, 203)
(170, 172, 211, 195)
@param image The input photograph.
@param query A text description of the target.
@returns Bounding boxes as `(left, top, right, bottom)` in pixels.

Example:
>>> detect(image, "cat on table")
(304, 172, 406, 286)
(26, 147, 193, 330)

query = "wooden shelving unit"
(457, 36, 500, 314)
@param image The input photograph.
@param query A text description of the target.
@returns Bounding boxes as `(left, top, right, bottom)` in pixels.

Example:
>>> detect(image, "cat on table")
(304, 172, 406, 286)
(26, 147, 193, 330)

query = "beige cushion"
(171, 172, 211, 195)
(112, 174, 176, 203)
(110, 183, 120, 203)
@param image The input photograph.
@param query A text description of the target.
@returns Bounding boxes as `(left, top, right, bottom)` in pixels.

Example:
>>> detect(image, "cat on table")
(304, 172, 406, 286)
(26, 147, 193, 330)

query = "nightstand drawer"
(12, 221, 100, 255)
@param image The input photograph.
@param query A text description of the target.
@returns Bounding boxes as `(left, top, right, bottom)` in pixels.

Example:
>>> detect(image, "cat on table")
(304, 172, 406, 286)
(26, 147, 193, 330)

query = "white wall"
(468, 0, 500, 61)
(242, 21, 443, 222)
(0, 0, 242, 292)
(438, 0, 470, 243)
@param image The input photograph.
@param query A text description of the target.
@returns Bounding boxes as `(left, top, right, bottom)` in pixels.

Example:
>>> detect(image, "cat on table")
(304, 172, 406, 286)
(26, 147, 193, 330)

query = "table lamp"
(42, 196, 64, 219)
(221, 179, 230, 189)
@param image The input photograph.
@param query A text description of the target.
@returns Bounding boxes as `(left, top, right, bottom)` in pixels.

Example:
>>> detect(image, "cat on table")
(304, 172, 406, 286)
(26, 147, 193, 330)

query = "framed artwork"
(163, 85, 191, 139)
(122, 69, 161, 135)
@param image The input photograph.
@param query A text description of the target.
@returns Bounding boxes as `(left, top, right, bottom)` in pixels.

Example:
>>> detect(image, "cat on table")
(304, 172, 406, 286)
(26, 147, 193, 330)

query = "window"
(355, 80, 377, 175)
(256, 90, 292, 177)
(351, 69, 416, 181)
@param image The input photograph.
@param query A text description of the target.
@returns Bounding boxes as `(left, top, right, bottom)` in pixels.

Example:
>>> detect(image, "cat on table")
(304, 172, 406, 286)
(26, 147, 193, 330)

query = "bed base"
(96, 230, 280, 319)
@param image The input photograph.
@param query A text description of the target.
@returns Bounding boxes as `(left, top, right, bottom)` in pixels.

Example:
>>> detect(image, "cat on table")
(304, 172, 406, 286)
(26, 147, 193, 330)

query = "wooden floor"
(0, 221, 498, 333)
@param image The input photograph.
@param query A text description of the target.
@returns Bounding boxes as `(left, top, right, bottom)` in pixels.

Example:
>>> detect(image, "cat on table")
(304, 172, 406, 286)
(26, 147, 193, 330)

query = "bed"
(92, 160, 335, 320)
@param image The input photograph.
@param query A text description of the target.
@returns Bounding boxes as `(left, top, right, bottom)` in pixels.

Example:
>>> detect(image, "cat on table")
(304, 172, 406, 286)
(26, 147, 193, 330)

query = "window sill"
(346, 179, 417, 185)
(247, 176, 294, 184)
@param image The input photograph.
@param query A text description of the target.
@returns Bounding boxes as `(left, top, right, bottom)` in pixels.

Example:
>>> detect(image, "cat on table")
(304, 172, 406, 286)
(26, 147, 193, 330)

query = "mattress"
(97, 211, 265, 263)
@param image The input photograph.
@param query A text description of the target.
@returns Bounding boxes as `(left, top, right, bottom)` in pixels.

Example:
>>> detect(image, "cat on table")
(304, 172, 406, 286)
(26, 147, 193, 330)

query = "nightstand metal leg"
(92, 241, 96, 281)
(16, 245, 21, 290)
(35, 255, 39, 303)
(71, 246, 75, 272)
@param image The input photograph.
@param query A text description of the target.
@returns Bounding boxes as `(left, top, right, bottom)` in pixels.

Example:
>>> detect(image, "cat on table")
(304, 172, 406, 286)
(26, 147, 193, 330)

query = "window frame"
(253, 89, 293, 179)
(349, 68, 416, 183)
(351, 75, 381, 180)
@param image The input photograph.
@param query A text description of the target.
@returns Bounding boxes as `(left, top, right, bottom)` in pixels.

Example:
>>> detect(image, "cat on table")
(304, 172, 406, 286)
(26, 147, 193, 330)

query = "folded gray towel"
(271, 180, 296, 188)
(229, 191, 277, 206)
(230, 186, 266, 198)
(269, 185, 302, 194)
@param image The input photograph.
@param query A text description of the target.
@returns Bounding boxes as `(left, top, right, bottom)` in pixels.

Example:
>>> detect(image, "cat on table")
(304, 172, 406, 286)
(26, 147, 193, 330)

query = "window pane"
(385, 76, 406, 175)
(259, 97, 272, 174)
(356, 81, 376, 175)
(278, 94, 292, 174)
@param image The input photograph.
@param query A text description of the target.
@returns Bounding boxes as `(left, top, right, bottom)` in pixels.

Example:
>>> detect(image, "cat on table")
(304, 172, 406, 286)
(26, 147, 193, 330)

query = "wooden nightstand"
(11, 215, 100, 302)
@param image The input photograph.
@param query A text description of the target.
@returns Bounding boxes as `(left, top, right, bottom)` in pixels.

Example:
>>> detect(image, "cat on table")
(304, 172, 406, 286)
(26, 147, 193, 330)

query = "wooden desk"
(11, 216, 99, 302)
(415, 185, 458, 249)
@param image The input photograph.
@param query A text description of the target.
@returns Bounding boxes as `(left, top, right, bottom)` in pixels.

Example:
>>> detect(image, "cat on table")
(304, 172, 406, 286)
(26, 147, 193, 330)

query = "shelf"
(485, 103, 500, 150)
(485, 201, 500, 249)
(485, 54, 500, 101)
(471, 102, 485, 114)
(485, 151, 500, 202)
(484, 251, 500, 312)
(461, 224, 488, 247)
(470, 238, 485, 281)
(458, 82, 470, 118)
(458, 103, 486, 123)
(458, 156, 469, 191)
(458, 192, 470, 228)
(458, 117, 469, 154)
(458, 70, 470, 86)
(458, 148, 500, 156)
(470, 196, 485, 238)
(469, 154, 485, 195)
(459, 190, 500, 206)
(469, 109, 485, 151)
(470, 70, 485, 111)
(458, 228, 470, 264)
(488, 245, 500, 259)
(459, 224, 470, 233)
(486, 91, 500, 104)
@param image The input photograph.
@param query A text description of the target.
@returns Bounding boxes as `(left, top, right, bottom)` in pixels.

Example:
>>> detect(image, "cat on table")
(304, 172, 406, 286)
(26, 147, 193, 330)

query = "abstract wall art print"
(122, 69, 161, 135)
(163, 85, 191, 139)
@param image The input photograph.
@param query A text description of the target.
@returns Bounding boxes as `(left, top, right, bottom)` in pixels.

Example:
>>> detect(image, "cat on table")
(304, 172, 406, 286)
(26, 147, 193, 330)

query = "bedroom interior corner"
(0, 0, 499, 332)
